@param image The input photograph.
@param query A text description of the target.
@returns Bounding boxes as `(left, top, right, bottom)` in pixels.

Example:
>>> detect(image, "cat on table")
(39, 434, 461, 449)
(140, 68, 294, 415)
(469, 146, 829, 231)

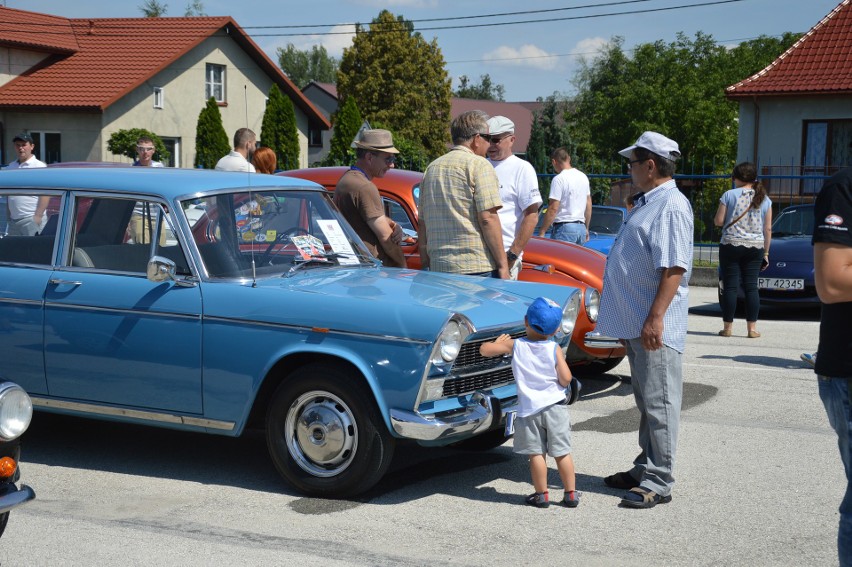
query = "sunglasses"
(486, 134, 511, 144)
(137, 146, 156, 152)
(371, 152, 396, 165)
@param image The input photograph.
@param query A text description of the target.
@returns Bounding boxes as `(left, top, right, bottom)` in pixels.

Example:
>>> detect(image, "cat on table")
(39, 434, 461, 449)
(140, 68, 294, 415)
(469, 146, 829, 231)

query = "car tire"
(266, 363, 395, 498)
(450, 428, 511, 451)
(0, 511, 7, 538)
(570, 356, 625, 377)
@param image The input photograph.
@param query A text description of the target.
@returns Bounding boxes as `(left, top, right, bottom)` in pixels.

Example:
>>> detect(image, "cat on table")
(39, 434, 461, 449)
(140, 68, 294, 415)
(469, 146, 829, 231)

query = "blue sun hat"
(526, 297, 562, 335)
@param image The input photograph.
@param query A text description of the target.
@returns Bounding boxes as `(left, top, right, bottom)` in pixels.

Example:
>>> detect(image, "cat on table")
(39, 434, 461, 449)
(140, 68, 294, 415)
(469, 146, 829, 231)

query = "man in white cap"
(5, 132, 49, 236)
(334, 129, 406, 268)
(485, 116, 541, 280)
(595, 131, 693, 509)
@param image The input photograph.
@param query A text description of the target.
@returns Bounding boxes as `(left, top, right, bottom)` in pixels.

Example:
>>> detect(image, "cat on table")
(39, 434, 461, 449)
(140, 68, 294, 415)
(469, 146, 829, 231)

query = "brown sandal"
(718, 329, 732, 337)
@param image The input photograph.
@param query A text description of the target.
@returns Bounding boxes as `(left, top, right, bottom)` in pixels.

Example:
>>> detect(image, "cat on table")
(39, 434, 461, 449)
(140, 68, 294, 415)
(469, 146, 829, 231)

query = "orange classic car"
(278, 167, 625, 376)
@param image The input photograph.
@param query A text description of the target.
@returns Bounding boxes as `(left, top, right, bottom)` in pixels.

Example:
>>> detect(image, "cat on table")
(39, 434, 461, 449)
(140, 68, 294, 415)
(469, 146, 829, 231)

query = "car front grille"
(441, 331, 524, 397)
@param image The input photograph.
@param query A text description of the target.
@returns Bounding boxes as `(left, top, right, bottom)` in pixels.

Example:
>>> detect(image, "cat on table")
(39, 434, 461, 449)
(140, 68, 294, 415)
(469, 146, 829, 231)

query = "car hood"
(763, 236, 814, 280)
(202, 267, 577, 342)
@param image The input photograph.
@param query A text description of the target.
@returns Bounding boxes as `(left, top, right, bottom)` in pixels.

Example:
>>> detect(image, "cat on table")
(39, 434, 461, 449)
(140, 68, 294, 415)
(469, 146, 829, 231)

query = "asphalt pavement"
(0, 286, 839, 566)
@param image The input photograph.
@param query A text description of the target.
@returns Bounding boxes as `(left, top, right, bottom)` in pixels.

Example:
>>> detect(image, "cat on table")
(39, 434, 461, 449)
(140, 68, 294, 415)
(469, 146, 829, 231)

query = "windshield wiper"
(283, 252, 378, 278)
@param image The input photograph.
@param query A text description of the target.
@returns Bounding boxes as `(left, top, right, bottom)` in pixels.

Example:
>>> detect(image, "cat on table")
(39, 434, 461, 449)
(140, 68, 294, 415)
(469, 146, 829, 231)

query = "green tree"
(454, 74, 505, 102)
(337, 10, 452, 160)
(324, 95, 362, 166)
(184, 1, 206, 16)
(277, 44, 338, 89)
(139, 0, 168, 17)
(526, 94, 573, 198)
(260, 84, 300, 170)
(194, 97, 230, 169)
(107, 128, 170, 163)
(570, 32, 800, 170)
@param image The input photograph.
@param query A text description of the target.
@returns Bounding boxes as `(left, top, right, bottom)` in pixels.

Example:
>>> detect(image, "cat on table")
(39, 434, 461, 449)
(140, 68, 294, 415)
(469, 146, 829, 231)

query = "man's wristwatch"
(507, 250, 519, 263)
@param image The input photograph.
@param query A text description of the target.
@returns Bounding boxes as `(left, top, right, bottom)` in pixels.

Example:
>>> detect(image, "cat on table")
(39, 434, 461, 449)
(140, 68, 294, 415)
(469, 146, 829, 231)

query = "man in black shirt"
(813, 167, 852, 567)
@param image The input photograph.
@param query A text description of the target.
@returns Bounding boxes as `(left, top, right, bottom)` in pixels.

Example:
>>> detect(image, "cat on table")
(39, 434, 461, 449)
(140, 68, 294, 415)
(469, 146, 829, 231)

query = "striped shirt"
(596, 180, 693, 353)
(419, 145, 502, 273)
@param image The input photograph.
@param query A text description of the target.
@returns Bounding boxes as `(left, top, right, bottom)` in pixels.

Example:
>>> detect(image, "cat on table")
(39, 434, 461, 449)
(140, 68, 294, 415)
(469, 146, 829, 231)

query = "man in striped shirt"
(596, 131, 693, 509)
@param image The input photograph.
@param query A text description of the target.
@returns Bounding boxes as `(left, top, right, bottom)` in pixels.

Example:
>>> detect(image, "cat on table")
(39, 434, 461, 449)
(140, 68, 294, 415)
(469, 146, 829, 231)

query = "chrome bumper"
(584, 332, 622, 349)
(0, 483, 35, 515)
(390, 391, 517, 441)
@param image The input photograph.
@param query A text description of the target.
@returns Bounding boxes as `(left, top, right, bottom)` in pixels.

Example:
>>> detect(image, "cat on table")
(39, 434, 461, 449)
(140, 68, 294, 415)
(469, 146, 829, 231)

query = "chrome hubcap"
(285, 391, 357, 477)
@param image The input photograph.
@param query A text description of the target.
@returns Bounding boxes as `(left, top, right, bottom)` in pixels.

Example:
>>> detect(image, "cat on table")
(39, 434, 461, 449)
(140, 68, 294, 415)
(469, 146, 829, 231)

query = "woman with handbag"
(714, 162, 772, 338)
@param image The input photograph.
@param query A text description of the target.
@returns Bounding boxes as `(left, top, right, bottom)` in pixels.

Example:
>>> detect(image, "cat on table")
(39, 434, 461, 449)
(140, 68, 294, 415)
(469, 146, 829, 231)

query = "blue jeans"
(818, 376, 852, 567)
(549, 222, 585, 246)
(624, 338, 683, 497)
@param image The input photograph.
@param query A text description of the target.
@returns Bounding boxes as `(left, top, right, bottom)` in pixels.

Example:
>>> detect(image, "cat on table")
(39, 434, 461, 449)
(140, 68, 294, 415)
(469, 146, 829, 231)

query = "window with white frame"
(153, 87, 164, 109)
(205, 63, 226, 103)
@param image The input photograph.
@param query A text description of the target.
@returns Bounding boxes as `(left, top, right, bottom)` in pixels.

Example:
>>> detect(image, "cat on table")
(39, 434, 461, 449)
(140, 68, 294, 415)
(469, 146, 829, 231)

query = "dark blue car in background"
(718, 204, 818, 307)
(585, 205, 626, 256)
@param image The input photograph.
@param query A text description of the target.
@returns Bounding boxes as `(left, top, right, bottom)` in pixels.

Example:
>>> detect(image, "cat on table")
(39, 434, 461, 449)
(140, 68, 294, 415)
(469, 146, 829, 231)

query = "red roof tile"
(0, 7, 79, 53)
(726, 0, 852, 97)
(0, 9, 329, 127)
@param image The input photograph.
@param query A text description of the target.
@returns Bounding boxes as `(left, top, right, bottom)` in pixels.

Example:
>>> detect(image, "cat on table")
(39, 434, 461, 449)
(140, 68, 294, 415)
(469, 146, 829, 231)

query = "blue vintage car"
(0, 382, 35, 538)
(0, 168, 582, 497)
(585, 205, 626, 256)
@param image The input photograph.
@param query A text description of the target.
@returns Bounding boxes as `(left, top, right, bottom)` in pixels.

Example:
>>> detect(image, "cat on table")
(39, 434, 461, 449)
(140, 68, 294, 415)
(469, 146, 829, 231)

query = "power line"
(248, 0, 751, 37)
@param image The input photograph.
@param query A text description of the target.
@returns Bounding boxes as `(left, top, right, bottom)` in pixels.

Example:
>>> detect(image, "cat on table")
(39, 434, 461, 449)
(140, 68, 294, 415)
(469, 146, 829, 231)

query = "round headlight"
(584, 287, 601, 322)
(0, 384, 33, 441)
(561, 290, 581, 336)
(437, 320, 463, 362)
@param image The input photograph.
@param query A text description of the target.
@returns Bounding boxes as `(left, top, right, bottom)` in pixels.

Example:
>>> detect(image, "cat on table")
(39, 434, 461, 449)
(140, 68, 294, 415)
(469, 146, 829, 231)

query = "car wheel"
(570, 356, 625, 377)
(266, 364, 395, 498)
(450, 428, 511, 451)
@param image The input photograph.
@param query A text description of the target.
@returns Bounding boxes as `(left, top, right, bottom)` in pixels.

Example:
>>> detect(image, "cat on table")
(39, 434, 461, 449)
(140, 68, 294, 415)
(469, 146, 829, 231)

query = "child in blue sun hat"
(480, 296, 581, 508)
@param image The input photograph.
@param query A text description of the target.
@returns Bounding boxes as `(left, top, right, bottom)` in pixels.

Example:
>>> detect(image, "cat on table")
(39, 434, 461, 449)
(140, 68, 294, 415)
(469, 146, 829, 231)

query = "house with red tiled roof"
(300, 81, 535, 165)
(0, 7, 329, 168)
(725, 0, 852, 193)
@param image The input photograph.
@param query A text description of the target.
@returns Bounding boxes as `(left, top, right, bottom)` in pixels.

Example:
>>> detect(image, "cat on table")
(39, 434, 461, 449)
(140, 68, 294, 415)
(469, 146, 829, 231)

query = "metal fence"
(537, 159, 840, 265)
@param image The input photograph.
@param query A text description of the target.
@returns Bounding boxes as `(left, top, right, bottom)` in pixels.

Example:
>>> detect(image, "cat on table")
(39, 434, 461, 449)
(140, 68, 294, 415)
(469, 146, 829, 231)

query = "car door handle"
(49, 278, 83, 286)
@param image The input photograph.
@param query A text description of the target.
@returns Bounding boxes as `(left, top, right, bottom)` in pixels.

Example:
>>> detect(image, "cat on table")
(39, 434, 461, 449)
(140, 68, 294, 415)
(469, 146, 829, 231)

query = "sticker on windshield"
(316, 220, 360, 265)
(291, 235, 327, 261)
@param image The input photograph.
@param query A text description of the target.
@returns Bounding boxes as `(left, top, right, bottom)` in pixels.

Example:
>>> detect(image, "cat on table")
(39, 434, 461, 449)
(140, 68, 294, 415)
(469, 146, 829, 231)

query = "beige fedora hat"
(353, 129, 399, 154)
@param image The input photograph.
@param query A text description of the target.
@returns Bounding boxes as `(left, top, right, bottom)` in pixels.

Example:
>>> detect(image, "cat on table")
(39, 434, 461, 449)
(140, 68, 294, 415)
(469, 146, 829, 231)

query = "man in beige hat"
(334, 129, 406, 268)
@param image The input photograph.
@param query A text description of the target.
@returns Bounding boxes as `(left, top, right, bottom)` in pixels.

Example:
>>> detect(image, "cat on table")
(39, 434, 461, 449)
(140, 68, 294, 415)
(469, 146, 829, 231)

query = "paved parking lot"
(0, 286, 840, 566)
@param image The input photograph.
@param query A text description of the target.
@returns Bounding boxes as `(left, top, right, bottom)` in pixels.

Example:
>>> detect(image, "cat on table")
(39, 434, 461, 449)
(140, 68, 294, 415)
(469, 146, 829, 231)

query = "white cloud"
(484, 44, 558, 71)
(574, 37, 609, 60)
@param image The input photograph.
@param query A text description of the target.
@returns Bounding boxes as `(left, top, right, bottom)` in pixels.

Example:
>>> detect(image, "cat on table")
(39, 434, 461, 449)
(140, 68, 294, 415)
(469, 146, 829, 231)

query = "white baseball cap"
(619, 131, 681, 160)
(486, 116, 514, 135)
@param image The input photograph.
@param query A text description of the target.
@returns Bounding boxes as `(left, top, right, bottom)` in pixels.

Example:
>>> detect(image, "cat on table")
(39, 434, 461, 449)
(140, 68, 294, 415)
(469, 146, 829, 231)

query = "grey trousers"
(624, 337, 683, 497)
(8, 215, 44, 236)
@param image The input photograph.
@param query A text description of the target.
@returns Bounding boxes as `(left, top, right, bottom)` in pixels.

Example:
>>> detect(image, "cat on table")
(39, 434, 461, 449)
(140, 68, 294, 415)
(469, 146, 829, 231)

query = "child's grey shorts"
(513, 402, 572, 457)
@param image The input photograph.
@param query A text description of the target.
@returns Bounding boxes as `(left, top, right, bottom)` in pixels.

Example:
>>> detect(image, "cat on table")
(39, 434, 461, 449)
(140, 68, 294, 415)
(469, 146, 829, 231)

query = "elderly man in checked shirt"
(595, 131, 693, 509)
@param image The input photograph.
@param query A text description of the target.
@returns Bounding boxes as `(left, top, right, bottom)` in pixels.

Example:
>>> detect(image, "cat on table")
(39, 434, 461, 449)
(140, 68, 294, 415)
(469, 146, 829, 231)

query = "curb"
(691, 266, 718, 288)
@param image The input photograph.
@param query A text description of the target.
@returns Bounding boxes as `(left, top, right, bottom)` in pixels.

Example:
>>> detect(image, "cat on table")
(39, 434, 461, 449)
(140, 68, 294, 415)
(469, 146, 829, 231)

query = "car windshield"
(772, 207, 814, 237)
(184, 189, 375, 278)
(589, 208, 624, 235)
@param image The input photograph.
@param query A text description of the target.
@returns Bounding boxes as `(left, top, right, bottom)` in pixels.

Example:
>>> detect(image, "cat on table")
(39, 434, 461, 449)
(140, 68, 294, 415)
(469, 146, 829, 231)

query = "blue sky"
(7, 0, 844, 101)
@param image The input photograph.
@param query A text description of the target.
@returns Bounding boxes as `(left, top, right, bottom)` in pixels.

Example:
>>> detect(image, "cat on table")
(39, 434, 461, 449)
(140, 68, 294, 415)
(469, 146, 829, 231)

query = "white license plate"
(759, 277, 804, 290)
(504, 411, 516, 436)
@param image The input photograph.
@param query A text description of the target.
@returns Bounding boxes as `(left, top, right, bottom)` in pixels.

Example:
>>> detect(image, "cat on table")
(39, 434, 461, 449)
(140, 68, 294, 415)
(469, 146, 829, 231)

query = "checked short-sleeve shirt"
(419, 145, 503, 274)
(596, 180, 694, 353)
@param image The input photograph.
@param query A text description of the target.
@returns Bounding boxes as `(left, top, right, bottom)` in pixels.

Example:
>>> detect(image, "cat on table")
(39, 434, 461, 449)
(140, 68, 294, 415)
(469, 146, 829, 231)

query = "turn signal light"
(0, 456, 17, 479)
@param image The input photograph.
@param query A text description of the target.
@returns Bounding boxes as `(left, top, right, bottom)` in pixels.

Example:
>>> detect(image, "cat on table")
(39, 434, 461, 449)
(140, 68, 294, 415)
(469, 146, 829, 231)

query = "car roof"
(0, 167, 324, 201)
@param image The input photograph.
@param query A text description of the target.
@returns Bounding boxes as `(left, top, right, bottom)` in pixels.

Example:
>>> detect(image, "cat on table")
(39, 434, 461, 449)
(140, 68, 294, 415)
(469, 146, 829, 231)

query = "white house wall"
(737, 96, 852, 164)
(102, 34, 309, 168)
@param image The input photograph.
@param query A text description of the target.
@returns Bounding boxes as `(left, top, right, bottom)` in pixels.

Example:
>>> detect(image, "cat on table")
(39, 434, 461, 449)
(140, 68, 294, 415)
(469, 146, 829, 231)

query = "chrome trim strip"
(203, 315, 432, 345)
(584, 334, 622, 349)
(42, 302, 201, 321)
(0, 484, 36, 515)
(31, 397, 235, 431)
(0, 297, 42, 307)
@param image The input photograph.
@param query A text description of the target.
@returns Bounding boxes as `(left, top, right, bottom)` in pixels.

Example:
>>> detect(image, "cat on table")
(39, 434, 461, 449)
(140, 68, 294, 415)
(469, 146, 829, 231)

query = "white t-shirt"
(549, 167, 590, 223)
(215, 151, 256, 173)
(511, 337, 567, 418)
(488, 154, 542, 250)
(6, 156, 47, 219)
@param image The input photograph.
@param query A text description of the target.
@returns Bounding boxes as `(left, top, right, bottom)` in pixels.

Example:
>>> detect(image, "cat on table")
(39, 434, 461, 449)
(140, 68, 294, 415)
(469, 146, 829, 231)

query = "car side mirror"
(147, 255, 177, 283)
